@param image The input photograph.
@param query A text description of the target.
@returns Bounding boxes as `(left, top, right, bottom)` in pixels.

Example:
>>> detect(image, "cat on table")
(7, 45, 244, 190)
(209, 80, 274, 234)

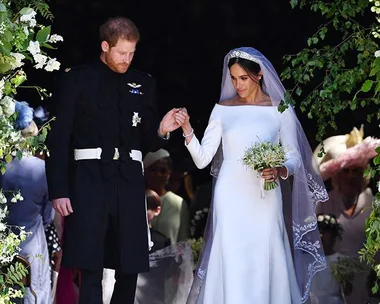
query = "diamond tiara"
(229, 50, 260, 64)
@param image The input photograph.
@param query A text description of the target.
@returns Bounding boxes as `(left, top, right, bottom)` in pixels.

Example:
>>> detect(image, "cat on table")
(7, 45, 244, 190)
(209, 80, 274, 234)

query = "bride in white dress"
(175, 48, 329, 304)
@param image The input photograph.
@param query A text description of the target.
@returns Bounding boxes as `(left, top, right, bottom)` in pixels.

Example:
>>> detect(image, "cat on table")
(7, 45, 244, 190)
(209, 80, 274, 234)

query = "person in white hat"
(143, 149, 189, 245)
(315, 125, 380, 304)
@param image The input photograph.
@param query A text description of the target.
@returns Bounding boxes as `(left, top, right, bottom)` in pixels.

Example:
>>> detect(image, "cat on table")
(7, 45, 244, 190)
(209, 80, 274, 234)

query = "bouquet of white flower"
(0, 1, 62, 301)
(242, 141, 286, 191)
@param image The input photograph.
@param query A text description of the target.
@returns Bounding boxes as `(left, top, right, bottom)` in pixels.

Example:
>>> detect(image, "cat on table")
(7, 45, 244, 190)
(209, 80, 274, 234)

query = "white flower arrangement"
(242, 140, 286, 191)
(370, 0, 380, 38)
(0, 1, 61, 301)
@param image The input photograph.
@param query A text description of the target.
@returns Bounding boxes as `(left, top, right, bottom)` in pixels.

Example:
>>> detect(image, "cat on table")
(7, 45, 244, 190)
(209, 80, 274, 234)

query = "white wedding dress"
(186, 104, 302, 304)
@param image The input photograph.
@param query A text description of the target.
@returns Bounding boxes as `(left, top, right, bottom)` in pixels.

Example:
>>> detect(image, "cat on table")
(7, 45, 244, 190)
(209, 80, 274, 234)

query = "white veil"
(102, 242, 194, 304)
(187, 47, 329, 303)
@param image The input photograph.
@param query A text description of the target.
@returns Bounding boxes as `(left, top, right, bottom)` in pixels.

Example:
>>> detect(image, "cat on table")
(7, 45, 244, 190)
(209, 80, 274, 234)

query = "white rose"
(0, 193, 6, 204)
(377, 181, 380, 193)
(375, 50, 380, 58)
(324, 215, 330, 221)
(28, 18, 37, 28)
(194, 215, 200, 220)
(20, 9, 37, 28)
(1, 96, 16, 117)
(0, 222, 6, 232)
(44, 58, 60, 72)
(47, 34, 64, 43)
(330, 218, 336, 224)
(33, 53, 47, 69)
(27, 41, 40, 56)
(20, 9, 37, 22)
(317, 215, 324, 222)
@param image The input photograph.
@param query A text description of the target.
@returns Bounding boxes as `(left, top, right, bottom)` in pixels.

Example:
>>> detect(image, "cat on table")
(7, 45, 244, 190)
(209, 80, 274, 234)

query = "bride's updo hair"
(228, 57, 263, 88)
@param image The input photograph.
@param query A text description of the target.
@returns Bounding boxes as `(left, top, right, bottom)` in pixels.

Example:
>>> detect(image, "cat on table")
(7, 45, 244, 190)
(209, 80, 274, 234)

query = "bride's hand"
(261, 168, 278, 182)
(261, 167, 288, 182)
(176, 108, 191, 131)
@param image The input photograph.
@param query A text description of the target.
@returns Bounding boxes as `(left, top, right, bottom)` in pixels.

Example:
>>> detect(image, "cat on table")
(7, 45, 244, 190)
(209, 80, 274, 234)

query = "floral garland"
(0, 0, 62, 302)
(188, 208, 209, 267)
(357, 0, 380, 295)
(317, 214, 344, 236)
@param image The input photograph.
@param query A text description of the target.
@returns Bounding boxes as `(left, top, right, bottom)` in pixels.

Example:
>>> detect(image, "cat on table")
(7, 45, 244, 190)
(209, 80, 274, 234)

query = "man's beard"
(105, 56, 128, 73)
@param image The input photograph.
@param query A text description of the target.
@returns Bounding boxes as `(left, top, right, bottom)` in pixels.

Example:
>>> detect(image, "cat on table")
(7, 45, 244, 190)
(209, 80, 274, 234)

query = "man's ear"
(101, 41, 110, 53)
(155, 206, 161, 217)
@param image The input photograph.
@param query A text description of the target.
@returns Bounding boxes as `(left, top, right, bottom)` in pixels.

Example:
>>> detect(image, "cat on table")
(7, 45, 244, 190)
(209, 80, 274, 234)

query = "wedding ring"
(272, 174, 275, 179)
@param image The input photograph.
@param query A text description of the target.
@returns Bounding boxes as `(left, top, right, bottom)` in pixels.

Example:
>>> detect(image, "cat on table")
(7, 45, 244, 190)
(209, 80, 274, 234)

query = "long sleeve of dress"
(279, 108, 302, 178)
(185, 107, 222, 169)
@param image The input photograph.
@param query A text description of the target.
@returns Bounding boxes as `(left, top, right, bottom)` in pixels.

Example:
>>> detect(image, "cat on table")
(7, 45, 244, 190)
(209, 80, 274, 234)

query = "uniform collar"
(93, 58, 125, 80)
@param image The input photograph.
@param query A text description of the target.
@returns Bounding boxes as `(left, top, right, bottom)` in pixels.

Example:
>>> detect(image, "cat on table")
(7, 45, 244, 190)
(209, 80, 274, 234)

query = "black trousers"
(78, 268, 138, 304)
(78, 208, 138, 304)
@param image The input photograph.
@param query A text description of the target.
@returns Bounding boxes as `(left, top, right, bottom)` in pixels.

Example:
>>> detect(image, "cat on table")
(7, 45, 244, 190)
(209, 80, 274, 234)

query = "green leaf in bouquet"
(3, 81, 13, 95)
(4, 30, 13, 43)
(5, 154, 13, 164)
(36, 26, 51, 44)
(0, 40, 12, 56)
(361, 80, 374, 93)
(41, 42, 56, 50)
(0, 60, 11, 74)
(0, 3, 6, 12)
(0, 11, 7, 24)
(11, 74, 26, 87)
(16, 150, 22, 161)
(19, 8, 34, 15)
(264, 181, 279, 191)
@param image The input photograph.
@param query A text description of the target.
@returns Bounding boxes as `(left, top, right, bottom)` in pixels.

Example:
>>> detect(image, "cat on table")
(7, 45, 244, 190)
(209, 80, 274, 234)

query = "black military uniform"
(45, 59, 167, 303)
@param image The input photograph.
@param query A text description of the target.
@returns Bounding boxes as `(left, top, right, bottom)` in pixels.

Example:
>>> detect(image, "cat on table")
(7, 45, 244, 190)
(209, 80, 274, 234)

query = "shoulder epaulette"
(131, 68, 153, 78)
(64, 65, 87, 73)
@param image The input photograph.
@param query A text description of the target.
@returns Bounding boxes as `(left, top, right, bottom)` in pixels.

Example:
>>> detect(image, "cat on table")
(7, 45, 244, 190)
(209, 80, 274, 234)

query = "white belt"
(74, 148, 142, 162)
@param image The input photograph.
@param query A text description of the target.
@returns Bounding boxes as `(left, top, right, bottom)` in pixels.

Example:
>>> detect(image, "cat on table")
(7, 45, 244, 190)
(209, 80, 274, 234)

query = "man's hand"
(52, 198, 73, 217)
(52, 250, 62, 272)
(159, 108, 185, 136)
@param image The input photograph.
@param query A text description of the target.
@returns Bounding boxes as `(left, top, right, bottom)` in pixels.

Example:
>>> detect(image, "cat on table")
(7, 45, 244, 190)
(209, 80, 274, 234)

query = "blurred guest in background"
(143, 149, 189, 244)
